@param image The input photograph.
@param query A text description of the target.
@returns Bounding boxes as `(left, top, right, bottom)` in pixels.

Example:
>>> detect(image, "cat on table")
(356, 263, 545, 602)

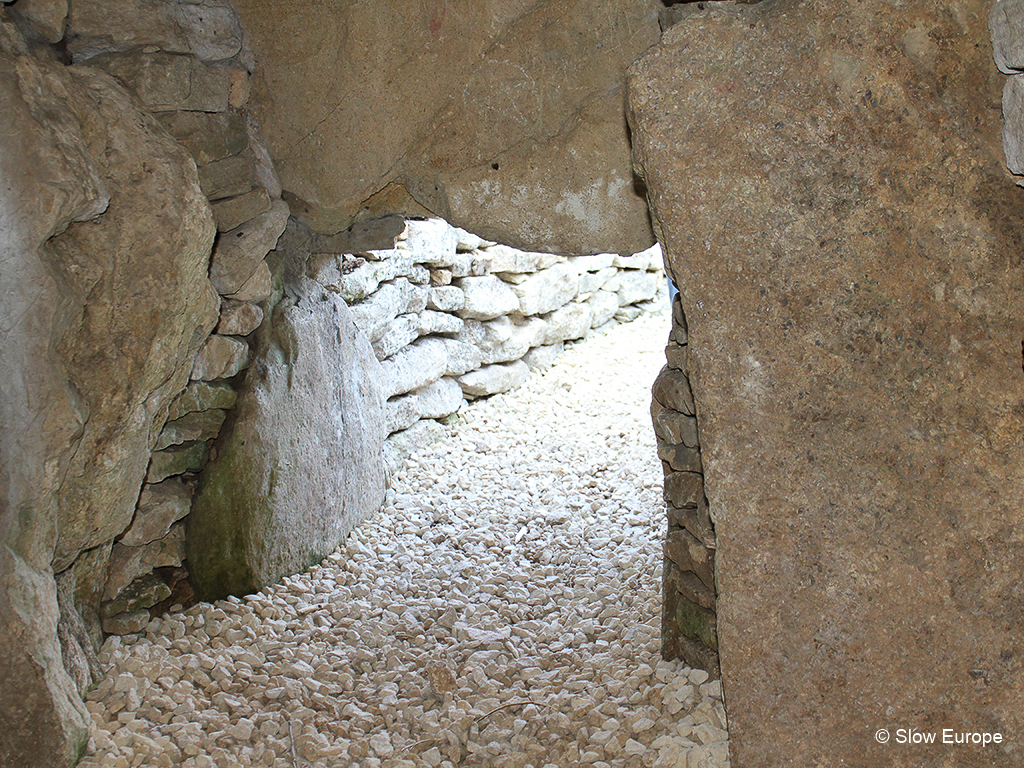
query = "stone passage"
(77, 311, 731, 768)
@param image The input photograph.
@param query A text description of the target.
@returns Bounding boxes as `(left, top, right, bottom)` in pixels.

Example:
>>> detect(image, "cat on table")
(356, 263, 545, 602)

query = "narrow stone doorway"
(78, 300, 729, 767)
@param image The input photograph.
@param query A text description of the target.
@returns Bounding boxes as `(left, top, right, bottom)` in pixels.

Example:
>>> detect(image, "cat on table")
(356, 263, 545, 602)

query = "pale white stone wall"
(311, 218, 666, 445)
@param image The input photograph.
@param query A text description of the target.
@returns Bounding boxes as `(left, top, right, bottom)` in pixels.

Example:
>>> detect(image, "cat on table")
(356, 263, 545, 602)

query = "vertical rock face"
(628, 2, 1024, 766)
(188, 265, 387, 601)
(229, 0, 661, 254)
(0, 25, 217, 768)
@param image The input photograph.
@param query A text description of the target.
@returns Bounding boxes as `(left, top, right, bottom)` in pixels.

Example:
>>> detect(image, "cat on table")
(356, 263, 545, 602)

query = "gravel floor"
(80, 307, 730, 768)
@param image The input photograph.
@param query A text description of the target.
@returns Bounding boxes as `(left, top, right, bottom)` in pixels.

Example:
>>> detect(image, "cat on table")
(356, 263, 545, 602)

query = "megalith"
(628, 1, 1024, 765)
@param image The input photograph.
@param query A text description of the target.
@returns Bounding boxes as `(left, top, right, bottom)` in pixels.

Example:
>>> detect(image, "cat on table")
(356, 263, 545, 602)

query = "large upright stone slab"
(1, 25, 217, 767)
(628, 2, 1024, 766)
(188, 270, 387, 600)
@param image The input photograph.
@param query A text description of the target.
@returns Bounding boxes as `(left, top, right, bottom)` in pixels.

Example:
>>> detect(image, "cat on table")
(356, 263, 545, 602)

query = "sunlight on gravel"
(80, 307, 729, 768)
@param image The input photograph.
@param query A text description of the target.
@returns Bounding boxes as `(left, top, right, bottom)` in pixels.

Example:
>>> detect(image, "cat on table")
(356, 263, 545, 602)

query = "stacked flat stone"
(993, 0, 1024, 181)
(308, 218, 666, 449)
(651, 295, 719, 677)
(77, 310, 730, 768)
(59, 3, 290, 635)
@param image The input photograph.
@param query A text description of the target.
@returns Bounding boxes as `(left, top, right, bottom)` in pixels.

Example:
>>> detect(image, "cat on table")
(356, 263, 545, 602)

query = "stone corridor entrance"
(77, 310, 729, 768)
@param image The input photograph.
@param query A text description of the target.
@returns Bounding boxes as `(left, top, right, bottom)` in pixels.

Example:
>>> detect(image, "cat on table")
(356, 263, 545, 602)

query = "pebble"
(79, 308, 729, 768)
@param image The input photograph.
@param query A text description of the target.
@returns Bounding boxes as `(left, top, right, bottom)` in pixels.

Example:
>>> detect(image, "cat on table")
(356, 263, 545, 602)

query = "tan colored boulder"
(628, 2, 1024, 766)
(0, 32, 216, 768)
(231, 0, 660, 254)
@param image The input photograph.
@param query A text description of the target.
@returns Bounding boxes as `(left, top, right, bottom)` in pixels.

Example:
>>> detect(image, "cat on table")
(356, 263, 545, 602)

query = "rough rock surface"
(65, 0, 243, 62)
(230, 0, 660, 254)
(188, 270, 387, 601)
(0, 33, 217, 768)
(628, 2, 1024, 766)
(79, 310, 730, 768)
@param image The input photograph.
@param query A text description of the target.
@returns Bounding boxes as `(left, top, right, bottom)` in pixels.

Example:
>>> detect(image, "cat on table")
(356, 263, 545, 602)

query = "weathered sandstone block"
(628, 2, 1024, 765)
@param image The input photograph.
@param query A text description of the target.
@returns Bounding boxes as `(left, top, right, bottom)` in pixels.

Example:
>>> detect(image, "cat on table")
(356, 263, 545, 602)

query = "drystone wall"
(63, 9, 289, 637)
(994, 0, 1024, 178)
(312, 218, 667, 464)
(651, 296, 717, 677)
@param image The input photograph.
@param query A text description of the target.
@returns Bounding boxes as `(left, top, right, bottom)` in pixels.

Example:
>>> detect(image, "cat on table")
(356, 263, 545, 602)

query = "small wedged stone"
(216, 300, 264, 336)
(120, 478, 194, 547)
(190, 335, 250, 380)
(669, 502, 715, 550)
(101, 610, 151, 636)
(414, 377, 464, 420)
(345, 278, 424, 342)
(430, 268, 453, 285)
(417, 310, 464, 336)
(663, 472, 704, 510)
(400, 218, 458, 266)
(209, 199, 289, 295)
(455, 275, 520, 320)
(666, 563, 716, 614)
(665, 342, 687, 373)
(101, 574, 171, 618)
(385, 394, 421, 434)
(211, 188, 272, 232)
(579, 266, 617, 294)
(457, 360, 530, 398)
(651, 401, 699, 448)
(146, 441, 210, 483)
(652, 366, 694, 416)
(104, 523, 186, 600)
(373, 315, 420, 361)
(522, 343, 564, 372)
(428, 286, 466, 312)
(452, 227, 495, 253)
(225, 261, 272, 302)
(153, 409, 227, 451)
(167, 381, 237, 421)
(657, 442, 702, 474)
